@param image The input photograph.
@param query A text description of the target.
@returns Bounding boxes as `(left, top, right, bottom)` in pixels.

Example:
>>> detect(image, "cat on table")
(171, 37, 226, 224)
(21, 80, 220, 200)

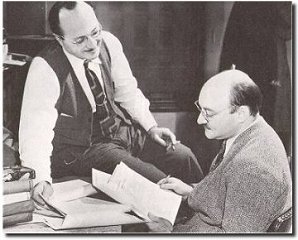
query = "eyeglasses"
(59, 25, 102, 46)
(194, 100, 232, 122)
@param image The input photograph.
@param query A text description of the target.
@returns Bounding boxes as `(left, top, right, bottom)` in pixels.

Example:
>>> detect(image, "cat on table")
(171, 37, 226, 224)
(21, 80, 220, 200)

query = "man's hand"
(158, 177, 193, 200)
(148, 126, 178, 149)
(146, 212, 173, 232)
(31, 181, 53, 206)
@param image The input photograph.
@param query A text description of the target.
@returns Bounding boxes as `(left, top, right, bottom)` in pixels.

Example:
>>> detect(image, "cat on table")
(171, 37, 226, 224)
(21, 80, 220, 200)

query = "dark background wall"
(4, 1, 205, 111)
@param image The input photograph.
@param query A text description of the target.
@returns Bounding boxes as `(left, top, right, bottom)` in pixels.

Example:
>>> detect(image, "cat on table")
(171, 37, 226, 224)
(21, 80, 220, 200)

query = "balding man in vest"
(19, 2, 203, 205)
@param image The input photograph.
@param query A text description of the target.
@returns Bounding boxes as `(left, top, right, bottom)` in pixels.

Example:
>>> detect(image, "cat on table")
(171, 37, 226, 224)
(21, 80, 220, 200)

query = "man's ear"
(237, 106, 250, 123)
(53, 33, 63, 46)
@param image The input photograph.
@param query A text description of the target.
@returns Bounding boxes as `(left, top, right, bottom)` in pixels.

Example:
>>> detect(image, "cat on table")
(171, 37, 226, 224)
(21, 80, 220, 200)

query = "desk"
(3, 177, 122, 234)
(4, 221, 121, 234)
(3, 178, 145, 233)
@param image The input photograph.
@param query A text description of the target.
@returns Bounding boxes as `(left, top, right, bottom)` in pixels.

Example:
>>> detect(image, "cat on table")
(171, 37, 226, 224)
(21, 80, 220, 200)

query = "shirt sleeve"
(103, 32, 157, 131)
(19, 57, 60, 184)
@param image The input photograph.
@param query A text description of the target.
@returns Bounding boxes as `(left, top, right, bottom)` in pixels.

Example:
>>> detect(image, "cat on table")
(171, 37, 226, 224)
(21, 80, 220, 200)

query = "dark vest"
(37, 41, 131, 147)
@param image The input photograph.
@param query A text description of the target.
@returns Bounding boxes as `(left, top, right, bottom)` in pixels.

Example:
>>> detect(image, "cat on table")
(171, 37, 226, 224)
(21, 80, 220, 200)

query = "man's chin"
(204, 129, 215, 139)
(85, 49, 99, 60)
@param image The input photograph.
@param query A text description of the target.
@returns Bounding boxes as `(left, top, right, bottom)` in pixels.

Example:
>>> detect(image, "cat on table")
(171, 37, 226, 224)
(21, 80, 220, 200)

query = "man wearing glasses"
(19, 1, 203, 205)
(146, 70, 292, 233)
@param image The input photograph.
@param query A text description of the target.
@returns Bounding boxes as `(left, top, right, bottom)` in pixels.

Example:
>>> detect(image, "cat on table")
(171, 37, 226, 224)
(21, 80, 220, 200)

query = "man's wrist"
(147, 125, 158, 133)
(182, 185, 193, 201)
(147, 125, 159, 139)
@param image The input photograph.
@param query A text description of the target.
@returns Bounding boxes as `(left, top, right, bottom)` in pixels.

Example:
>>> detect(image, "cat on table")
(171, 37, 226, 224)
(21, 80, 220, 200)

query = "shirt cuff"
(141, 117, 158, 132)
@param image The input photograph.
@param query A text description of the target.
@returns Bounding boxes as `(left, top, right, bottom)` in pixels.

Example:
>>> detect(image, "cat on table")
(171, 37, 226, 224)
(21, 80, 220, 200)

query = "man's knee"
(170, 143, 204, 182)
(168, 143, 196, 161)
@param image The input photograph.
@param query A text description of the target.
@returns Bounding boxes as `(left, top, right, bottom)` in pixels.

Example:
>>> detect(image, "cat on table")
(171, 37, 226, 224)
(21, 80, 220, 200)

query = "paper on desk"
(92, 162, 182, 225)
(37, 179, 143, 229)
(49, 179, 98, 203)
(42, 198, 143, 230)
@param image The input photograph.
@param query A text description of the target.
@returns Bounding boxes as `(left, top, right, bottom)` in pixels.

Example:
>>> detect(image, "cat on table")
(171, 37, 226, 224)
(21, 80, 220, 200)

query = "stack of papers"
(36, 163, 182, 230)
(36, 179, 143, 230)
(92, 162, 182, 225)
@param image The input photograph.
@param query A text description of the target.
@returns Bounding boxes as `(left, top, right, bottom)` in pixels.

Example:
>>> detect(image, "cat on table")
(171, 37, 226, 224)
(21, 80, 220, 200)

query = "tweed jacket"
(174, 116, 292, 233)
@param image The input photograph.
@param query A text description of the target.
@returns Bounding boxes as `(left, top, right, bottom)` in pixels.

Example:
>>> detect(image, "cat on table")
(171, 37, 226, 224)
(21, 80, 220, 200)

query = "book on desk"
(3, 166, 36, 227)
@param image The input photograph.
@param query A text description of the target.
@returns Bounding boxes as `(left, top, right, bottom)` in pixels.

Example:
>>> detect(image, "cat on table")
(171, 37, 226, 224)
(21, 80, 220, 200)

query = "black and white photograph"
(2, 1, 293, 235)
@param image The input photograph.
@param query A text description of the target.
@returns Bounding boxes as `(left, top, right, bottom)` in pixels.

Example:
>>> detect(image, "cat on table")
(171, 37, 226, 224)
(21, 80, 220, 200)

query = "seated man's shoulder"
(226, 143, 290, 188)
(240, 126, 287, 161)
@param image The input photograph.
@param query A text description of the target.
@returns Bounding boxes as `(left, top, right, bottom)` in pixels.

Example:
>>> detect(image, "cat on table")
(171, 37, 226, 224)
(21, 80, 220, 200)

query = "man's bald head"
(200, 70, 262, 116)
(49, 1, 95, 36)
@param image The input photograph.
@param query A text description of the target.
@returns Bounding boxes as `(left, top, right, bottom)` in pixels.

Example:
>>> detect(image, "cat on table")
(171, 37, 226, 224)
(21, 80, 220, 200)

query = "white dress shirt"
(19, 31, 157, 183)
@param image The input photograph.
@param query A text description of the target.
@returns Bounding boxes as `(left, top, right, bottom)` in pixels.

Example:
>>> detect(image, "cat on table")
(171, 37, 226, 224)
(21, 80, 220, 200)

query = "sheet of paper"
(49, 179, 98, 204)
(92, 162, 182, 225)
(91, 168, 136, 210)
(36, 179, 144, 229)
(41, 197, 143, 230)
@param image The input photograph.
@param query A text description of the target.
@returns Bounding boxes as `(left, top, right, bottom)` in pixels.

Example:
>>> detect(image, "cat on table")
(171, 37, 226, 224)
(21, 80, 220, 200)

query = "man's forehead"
(198, 83, 230, 110)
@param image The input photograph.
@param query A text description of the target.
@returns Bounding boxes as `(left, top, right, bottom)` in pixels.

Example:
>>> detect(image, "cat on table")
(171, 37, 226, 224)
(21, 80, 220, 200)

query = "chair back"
(267, 208, 292, 232)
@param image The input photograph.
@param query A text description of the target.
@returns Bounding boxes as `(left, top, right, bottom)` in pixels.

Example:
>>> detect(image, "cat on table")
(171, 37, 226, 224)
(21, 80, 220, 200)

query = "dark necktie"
(84, 60, 117, 140)
(210, 140, 227, 172)
(84, 61, 106, 111)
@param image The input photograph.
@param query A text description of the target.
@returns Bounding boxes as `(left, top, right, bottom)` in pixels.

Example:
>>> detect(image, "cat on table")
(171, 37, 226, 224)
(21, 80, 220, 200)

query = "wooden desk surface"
(4, 221, 121, 234)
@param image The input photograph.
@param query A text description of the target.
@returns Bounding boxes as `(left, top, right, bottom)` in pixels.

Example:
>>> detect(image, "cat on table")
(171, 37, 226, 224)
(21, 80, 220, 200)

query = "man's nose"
(86, 36, 97, 48)
(197, 113, 207, 125)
